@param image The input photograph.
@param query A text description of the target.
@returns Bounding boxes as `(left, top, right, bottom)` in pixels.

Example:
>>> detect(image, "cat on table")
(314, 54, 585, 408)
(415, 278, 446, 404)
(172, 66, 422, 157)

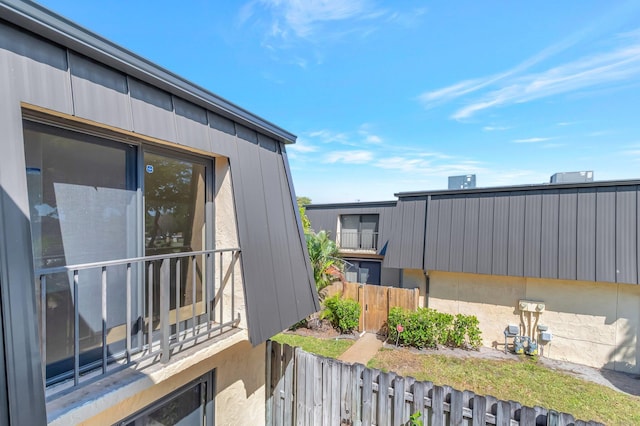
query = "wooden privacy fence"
(266, 341, 603, 426)
(325, 282, 419, 333)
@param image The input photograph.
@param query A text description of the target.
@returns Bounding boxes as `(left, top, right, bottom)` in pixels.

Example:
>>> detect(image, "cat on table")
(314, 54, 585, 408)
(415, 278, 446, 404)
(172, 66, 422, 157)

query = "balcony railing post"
(73, 270, 80, 386)
(160, 259, 170, 363)
(40, 275, 47, 386)
(101, 266, 108, 374)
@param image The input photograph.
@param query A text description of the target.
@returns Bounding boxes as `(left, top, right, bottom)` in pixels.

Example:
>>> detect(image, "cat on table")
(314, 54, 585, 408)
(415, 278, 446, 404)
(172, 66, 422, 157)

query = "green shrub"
(322, 294, 361, 333)
(387, 307, 482, 350)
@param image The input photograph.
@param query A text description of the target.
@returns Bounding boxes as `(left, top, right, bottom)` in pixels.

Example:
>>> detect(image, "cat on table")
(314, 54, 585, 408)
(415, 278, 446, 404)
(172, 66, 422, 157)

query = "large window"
(24, 120, 213, 385)
(339, 214, 379, 250)
(118, 370, 215, 426)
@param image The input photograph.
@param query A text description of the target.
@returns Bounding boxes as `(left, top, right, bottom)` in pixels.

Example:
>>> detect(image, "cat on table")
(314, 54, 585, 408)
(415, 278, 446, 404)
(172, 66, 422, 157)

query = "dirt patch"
(285, 319, 358, 340)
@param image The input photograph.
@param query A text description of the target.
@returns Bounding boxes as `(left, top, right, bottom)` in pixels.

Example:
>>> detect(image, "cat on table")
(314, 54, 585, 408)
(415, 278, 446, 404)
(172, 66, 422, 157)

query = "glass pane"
(24, 121, 137, 382)
(144, 152, 205, 255)
(144, 152, 207, 327)
(125, 383, 203, 426)
(340, 215, 359, 249)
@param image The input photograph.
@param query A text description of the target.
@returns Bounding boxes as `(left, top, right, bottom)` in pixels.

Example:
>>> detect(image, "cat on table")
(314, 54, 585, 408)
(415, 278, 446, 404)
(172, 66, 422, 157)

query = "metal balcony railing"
(338, 231, 378, 251)
(36, 248, 241, 393)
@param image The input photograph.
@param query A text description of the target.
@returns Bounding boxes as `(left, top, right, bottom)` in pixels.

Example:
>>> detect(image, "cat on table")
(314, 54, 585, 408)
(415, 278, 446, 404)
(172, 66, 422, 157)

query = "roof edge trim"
(0, 0, 297, 144)
(306, 200, 398, 209)
(396, 179, 640, 198)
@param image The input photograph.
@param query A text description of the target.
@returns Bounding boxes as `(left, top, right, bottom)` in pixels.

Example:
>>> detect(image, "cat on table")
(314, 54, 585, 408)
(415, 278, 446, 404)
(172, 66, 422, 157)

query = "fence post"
(283, 345, 294, 426)
(266, 340, 273, 426)
(358, 284, 365, 332)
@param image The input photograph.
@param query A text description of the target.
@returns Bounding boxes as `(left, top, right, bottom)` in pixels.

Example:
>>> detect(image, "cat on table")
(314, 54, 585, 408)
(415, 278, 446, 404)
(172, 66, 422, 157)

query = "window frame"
(22, 114, 217, 386)
(116, 369, 216, 426)
(338, 214, 379, 250)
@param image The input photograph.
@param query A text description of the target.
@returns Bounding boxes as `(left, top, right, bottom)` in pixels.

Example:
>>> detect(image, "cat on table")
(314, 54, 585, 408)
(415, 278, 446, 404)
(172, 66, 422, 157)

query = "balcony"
(338, 230, 379, 251)
(36, 248, 242, 395)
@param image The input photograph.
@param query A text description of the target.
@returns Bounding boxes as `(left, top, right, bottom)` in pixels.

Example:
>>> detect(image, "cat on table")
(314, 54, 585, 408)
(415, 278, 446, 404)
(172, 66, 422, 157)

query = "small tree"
(305, 230, 343, 294)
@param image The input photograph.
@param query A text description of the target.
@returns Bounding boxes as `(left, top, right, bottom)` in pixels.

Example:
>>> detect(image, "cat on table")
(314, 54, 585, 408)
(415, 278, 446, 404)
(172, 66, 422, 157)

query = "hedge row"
(387, 307, 482, 350)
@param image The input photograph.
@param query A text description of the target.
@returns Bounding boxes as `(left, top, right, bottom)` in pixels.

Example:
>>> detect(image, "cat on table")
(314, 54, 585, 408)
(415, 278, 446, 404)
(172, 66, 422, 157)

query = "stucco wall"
(215, 157, 247, 329)
(402, 269, 427, 307)
(58, 333, 266, 425)
(381, 266, 401, 287)
(428, 271, 640, 373)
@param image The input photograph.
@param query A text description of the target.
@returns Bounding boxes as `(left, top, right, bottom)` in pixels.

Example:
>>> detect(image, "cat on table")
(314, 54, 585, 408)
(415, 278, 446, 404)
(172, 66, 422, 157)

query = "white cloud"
(512, 137, 552, 143)
(451, 40, 640, 119)
(419, 24, 640, 120)
(243, 0, 385, 43)
(324, 150, 373, 164)
(287, 139, 317, 153)
(483, 125, 510, 132)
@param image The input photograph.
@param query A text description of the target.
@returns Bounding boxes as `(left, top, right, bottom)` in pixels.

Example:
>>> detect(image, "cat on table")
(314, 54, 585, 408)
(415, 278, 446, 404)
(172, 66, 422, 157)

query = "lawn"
(270, 333, 354, 358)
(368, 348, 640, 425)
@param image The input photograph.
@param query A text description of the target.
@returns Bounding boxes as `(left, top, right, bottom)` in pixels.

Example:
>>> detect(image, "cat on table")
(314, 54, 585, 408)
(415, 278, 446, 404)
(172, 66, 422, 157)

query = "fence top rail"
(35, 247, 241, 276)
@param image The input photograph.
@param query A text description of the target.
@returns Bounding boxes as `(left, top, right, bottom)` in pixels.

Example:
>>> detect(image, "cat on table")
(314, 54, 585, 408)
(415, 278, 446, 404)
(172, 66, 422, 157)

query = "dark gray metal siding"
(231, 137, 319, 342)
(422, 185, 640, 285)
(462, 197, 479, 273)
(449, 196, 465, 272)
(507, 193, 525, 277)
(385, 199, 426, 270)
(523, 191, 542, 278)
(558, 189, 578, 280)
(424, 197, 439, 271)
(0, 189, 47, 425)
(0, 9, 317, 377)
(540, 190, 559, 278)
(305, 208, 339, 237)
(492, 194, 509, 275)
(0, 0, 296, 143)
(577, 188, 596, 281)
(476, 194, 494, 275)
(616, 186, 637, 283)
(69, 52, 133, 130)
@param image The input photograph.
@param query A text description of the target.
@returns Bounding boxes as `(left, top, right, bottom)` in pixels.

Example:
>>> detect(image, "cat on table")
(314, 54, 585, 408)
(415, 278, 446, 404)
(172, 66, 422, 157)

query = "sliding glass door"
(24, 120, 214, 384)
(24, 121, 138, 382)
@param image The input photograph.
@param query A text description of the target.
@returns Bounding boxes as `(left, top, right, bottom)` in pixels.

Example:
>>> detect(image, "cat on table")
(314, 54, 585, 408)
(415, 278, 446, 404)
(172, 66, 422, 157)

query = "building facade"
(307, 181, 640, 374)
(0, 1, 318, 424)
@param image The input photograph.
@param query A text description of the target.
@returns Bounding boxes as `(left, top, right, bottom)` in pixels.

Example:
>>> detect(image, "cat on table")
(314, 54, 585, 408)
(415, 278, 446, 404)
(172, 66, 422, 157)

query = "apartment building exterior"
(307, 181, 640, 374)
(0, 1, 318, 424)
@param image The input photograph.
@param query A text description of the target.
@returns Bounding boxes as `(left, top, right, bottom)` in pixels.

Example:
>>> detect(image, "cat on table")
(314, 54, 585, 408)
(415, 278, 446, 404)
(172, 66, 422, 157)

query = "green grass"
(270, 333, 354, 358)
(368, 349, 640, 425)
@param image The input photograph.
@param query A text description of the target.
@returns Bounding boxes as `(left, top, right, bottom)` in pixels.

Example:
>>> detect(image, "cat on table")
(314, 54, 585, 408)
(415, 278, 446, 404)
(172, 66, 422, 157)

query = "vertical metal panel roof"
(0, 0, 297, 144)
(523, 191, 542, 278)
(558, 188, 578, 280)
(462, 197, 480, 273)
(476, 194, 494, 275)
(615, 186, 637, 284)
(540, 190, 559, 279)
(310, 180, 640, 286)
(0, 2, 319, 353)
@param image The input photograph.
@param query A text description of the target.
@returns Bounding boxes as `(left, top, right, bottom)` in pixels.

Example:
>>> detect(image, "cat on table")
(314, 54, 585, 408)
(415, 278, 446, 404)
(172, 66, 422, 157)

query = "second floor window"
(339, 214, 379, 250)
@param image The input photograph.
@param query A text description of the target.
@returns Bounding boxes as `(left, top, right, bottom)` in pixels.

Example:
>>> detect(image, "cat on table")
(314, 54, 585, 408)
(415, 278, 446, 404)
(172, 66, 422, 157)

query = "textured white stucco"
(428, 271, 640, 373)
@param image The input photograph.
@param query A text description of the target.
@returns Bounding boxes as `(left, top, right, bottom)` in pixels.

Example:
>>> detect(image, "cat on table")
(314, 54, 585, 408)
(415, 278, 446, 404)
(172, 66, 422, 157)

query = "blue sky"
(36, 1, 640, 203)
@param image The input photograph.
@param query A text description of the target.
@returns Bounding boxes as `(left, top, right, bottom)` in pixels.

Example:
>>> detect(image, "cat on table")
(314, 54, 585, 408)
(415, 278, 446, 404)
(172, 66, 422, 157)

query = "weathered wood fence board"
(266, 341, 604, 426)
(325, 282, 420, 333)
